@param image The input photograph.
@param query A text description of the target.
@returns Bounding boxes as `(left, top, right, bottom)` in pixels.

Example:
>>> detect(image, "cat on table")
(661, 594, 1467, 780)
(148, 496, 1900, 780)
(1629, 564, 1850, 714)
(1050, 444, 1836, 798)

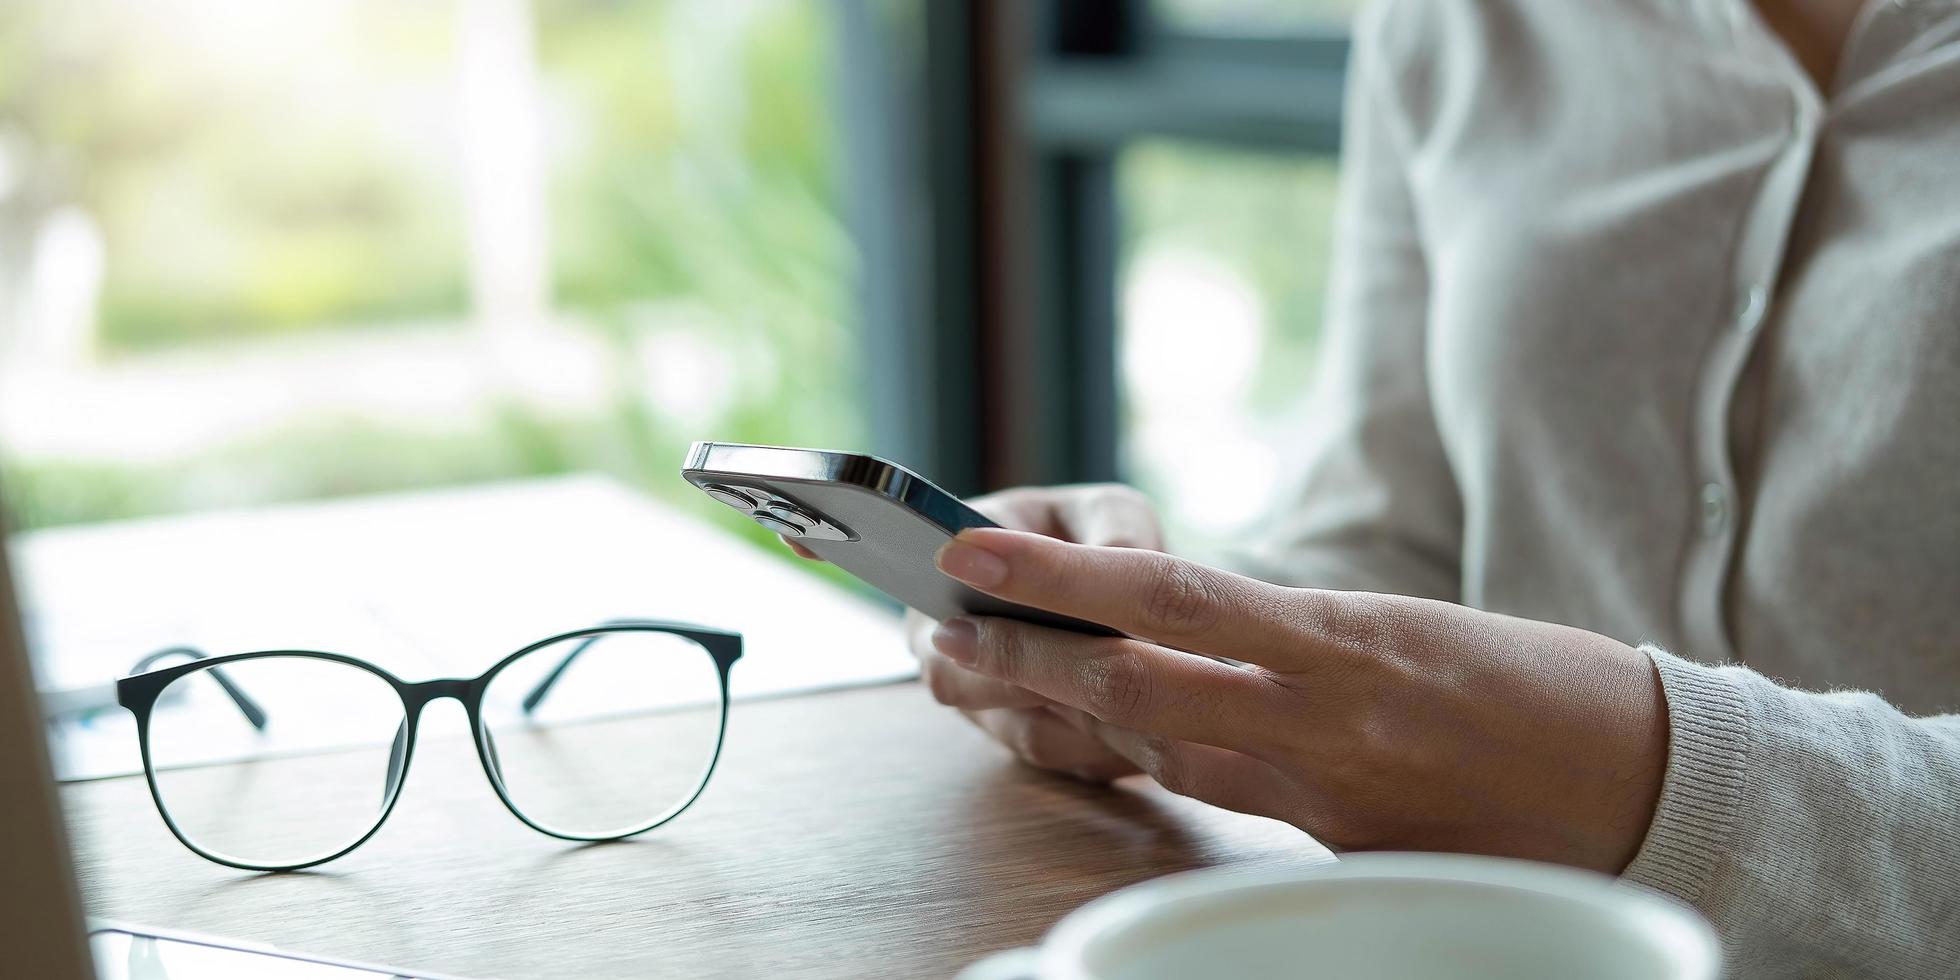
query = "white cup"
(958, 853, 1719, 980)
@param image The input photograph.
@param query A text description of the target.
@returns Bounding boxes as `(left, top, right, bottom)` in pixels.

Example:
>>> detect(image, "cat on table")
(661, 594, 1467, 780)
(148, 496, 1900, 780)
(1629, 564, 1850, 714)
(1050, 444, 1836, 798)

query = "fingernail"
(937, 536, 1009, 588)
(932, 618, 979, 665)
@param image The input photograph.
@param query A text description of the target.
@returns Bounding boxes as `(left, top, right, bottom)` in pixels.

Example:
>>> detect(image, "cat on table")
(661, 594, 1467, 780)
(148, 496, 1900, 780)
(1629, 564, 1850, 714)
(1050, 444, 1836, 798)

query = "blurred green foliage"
(539, 0, 860, 452)
(0, 401, 865, 592)
(0, 0, 862, 569)
(0, 0, 467, 348)
(527, 0, 862, 531)
(1120, 142, 1341, 415)
(0, 0, 857, 378)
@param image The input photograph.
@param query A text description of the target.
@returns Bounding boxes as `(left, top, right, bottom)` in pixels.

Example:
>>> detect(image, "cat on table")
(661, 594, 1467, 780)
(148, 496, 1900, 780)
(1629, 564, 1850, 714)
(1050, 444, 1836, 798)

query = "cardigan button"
(1735, 285, 1769, 333)
(1698, 483, 1730, 537)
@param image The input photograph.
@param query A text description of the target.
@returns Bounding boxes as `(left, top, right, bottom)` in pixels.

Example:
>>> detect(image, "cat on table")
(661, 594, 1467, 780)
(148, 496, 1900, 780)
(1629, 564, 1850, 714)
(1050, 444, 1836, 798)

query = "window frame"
(847, 0, 1351, 493)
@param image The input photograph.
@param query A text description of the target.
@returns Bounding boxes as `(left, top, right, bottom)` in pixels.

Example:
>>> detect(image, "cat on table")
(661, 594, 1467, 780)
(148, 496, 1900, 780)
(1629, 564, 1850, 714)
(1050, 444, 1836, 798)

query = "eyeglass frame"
(114, 619, 744, 872)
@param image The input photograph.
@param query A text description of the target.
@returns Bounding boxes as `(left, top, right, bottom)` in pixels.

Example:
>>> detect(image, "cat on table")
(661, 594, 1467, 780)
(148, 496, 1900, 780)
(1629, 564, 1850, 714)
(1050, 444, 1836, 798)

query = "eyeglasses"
(115, 619, 742, 871)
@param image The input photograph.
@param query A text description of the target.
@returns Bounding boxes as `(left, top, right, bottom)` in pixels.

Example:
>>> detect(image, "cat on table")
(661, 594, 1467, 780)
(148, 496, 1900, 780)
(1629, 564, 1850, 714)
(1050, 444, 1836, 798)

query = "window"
(991, 1, 1353, 554)
(0, 0, 860, 548)
(1117, 143, 1340, 554)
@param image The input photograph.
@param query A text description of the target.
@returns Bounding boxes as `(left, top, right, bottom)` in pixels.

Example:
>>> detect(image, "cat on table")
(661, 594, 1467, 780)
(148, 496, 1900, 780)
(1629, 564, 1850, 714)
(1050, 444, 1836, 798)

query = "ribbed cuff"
(1621, 646, 1754, 906)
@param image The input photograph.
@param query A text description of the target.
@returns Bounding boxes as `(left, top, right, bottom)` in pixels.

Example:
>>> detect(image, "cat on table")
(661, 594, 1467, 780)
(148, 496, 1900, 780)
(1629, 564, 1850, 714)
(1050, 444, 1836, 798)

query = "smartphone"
(682, 442, 1115, 635)
(89, 923, 467, 979)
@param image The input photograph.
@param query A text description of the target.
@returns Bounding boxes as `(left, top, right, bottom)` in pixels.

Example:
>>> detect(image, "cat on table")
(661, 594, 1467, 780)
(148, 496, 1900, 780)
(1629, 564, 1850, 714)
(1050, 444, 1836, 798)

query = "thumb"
(1056, 486, 1164, 550)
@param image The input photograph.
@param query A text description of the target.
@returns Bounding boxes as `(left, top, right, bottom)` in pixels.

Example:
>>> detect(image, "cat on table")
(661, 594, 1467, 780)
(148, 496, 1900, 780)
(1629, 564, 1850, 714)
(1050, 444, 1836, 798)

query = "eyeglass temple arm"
(518, 618, 655, 715)
(129, 647, 270, 730)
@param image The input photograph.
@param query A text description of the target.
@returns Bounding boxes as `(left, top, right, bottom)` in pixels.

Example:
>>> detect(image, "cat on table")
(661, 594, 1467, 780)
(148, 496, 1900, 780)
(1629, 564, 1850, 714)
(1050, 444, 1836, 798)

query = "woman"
(809, 0, 1959, 973)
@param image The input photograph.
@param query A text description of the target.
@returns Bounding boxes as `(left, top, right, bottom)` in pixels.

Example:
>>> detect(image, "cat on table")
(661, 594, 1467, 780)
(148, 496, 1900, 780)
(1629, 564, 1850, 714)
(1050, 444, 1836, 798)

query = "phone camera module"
(702, 483, 764, 510)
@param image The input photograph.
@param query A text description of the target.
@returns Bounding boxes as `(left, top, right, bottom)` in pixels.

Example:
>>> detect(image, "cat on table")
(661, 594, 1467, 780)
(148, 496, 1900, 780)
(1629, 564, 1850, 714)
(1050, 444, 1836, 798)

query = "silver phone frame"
(682, 442, 995, 539)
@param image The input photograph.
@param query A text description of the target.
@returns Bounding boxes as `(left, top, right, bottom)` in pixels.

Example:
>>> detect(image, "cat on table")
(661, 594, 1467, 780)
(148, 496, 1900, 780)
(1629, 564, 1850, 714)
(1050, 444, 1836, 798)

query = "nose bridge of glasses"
(405, 677, 476, 707)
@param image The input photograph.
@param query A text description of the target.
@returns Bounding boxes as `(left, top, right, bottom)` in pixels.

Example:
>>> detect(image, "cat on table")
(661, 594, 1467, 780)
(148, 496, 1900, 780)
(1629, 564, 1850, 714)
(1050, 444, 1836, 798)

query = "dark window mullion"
(996, 0, 1140, 487)
(1028, 153, 1121, 485)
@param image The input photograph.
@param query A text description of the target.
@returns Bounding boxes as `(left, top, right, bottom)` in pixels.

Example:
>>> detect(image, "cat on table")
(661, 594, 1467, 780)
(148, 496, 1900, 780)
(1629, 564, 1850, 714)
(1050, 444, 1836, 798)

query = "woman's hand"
(786, 484, 1166, 783)
(927, 527, 1669, 874)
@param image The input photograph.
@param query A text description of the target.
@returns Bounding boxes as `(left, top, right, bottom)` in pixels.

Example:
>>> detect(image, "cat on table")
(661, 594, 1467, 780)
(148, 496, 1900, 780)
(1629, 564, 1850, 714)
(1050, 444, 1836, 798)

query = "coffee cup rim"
(1034, 852, 1720, 980)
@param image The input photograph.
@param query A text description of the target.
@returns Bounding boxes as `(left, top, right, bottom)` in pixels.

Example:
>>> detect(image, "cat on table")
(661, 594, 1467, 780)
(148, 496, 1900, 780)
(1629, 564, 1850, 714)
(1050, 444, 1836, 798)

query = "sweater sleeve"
(1225, 0, 1462, 602)
(1625, 647, 1960, 976)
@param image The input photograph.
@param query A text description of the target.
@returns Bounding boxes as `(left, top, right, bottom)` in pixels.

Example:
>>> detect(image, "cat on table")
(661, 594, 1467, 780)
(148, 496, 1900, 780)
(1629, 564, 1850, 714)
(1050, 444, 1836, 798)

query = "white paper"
(18, 475, 916, 780)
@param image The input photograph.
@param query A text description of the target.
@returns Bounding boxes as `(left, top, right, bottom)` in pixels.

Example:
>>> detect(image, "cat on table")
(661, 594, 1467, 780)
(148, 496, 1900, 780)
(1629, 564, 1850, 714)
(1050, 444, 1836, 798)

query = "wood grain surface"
(64, 682, 1332, 979)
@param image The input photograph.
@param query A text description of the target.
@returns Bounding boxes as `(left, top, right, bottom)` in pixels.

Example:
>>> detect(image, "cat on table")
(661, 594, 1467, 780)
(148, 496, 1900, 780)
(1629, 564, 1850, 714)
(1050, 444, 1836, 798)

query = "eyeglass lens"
(146, 655, 405, 868)
(478, 629, 726, 838)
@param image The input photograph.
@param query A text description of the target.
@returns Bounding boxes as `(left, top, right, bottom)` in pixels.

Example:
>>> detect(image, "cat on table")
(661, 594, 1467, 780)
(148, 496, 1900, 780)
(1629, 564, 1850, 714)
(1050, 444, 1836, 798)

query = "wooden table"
(65, 682, 1332, 979)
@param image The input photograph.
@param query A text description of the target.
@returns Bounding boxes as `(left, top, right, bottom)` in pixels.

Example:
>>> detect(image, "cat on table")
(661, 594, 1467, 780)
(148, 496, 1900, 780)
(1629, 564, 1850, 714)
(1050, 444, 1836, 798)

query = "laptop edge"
(0, 499, 97, 978)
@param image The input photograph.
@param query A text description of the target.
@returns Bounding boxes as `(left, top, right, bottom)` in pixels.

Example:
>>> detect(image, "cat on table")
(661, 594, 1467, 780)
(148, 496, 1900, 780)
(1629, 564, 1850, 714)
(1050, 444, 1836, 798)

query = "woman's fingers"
(920, 651, 1052, 710)
(907, 611, 1050, 710)
(963, 707, 1140, 783)
(969, 489, 1069, 537)
(1047, 707, 1294, 821)
(779, 536, 821, 560)
(935, 528, 1321, 667)
(970, 485, 1164, 549)
(931, 615, 1284, 755)
(1052, 485, 1165, 550)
